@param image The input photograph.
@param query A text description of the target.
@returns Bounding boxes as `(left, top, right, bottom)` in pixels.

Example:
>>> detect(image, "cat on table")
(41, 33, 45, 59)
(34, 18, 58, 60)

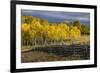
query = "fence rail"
(23, 45, 90, 60)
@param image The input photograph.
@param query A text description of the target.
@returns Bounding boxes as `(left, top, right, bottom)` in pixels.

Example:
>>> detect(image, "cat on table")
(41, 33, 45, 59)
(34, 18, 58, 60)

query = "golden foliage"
(21, 16, 82, 45)
(70, 26, 81, 38)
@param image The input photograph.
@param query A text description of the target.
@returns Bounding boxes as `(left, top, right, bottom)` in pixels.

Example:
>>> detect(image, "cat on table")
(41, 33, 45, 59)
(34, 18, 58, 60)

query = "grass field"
(21, 35, 90, 51)
(21, 50, 89, 63)
(21, 35, 90, 63)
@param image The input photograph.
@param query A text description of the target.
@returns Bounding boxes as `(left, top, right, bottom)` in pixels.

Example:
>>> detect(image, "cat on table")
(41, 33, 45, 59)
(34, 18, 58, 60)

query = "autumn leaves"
(21, 16, 84, 46)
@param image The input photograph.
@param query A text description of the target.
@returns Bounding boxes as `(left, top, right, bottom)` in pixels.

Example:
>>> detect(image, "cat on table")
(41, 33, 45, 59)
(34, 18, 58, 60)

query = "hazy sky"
(21, 10, 90, 25)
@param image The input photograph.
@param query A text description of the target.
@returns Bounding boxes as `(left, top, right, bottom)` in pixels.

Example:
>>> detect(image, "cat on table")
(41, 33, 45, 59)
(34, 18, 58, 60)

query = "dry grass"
(21, 45, 32, 52)
(21, 51, 84, 63)
(75, 35, 90, 45)
(21, 35, 90, 52)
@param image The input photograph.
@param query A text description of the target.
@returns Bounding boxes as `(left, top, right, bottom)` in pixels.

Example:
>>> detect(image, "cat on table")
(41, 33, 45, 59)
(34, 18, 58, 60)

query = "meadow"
(21, 16, 90, 63)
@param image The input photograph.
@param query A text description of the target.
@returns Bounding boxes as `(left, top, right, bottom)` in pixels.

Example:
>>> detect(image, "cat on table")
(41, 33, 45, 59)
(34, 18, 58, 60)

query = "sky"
(21, 10, 90, 25)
